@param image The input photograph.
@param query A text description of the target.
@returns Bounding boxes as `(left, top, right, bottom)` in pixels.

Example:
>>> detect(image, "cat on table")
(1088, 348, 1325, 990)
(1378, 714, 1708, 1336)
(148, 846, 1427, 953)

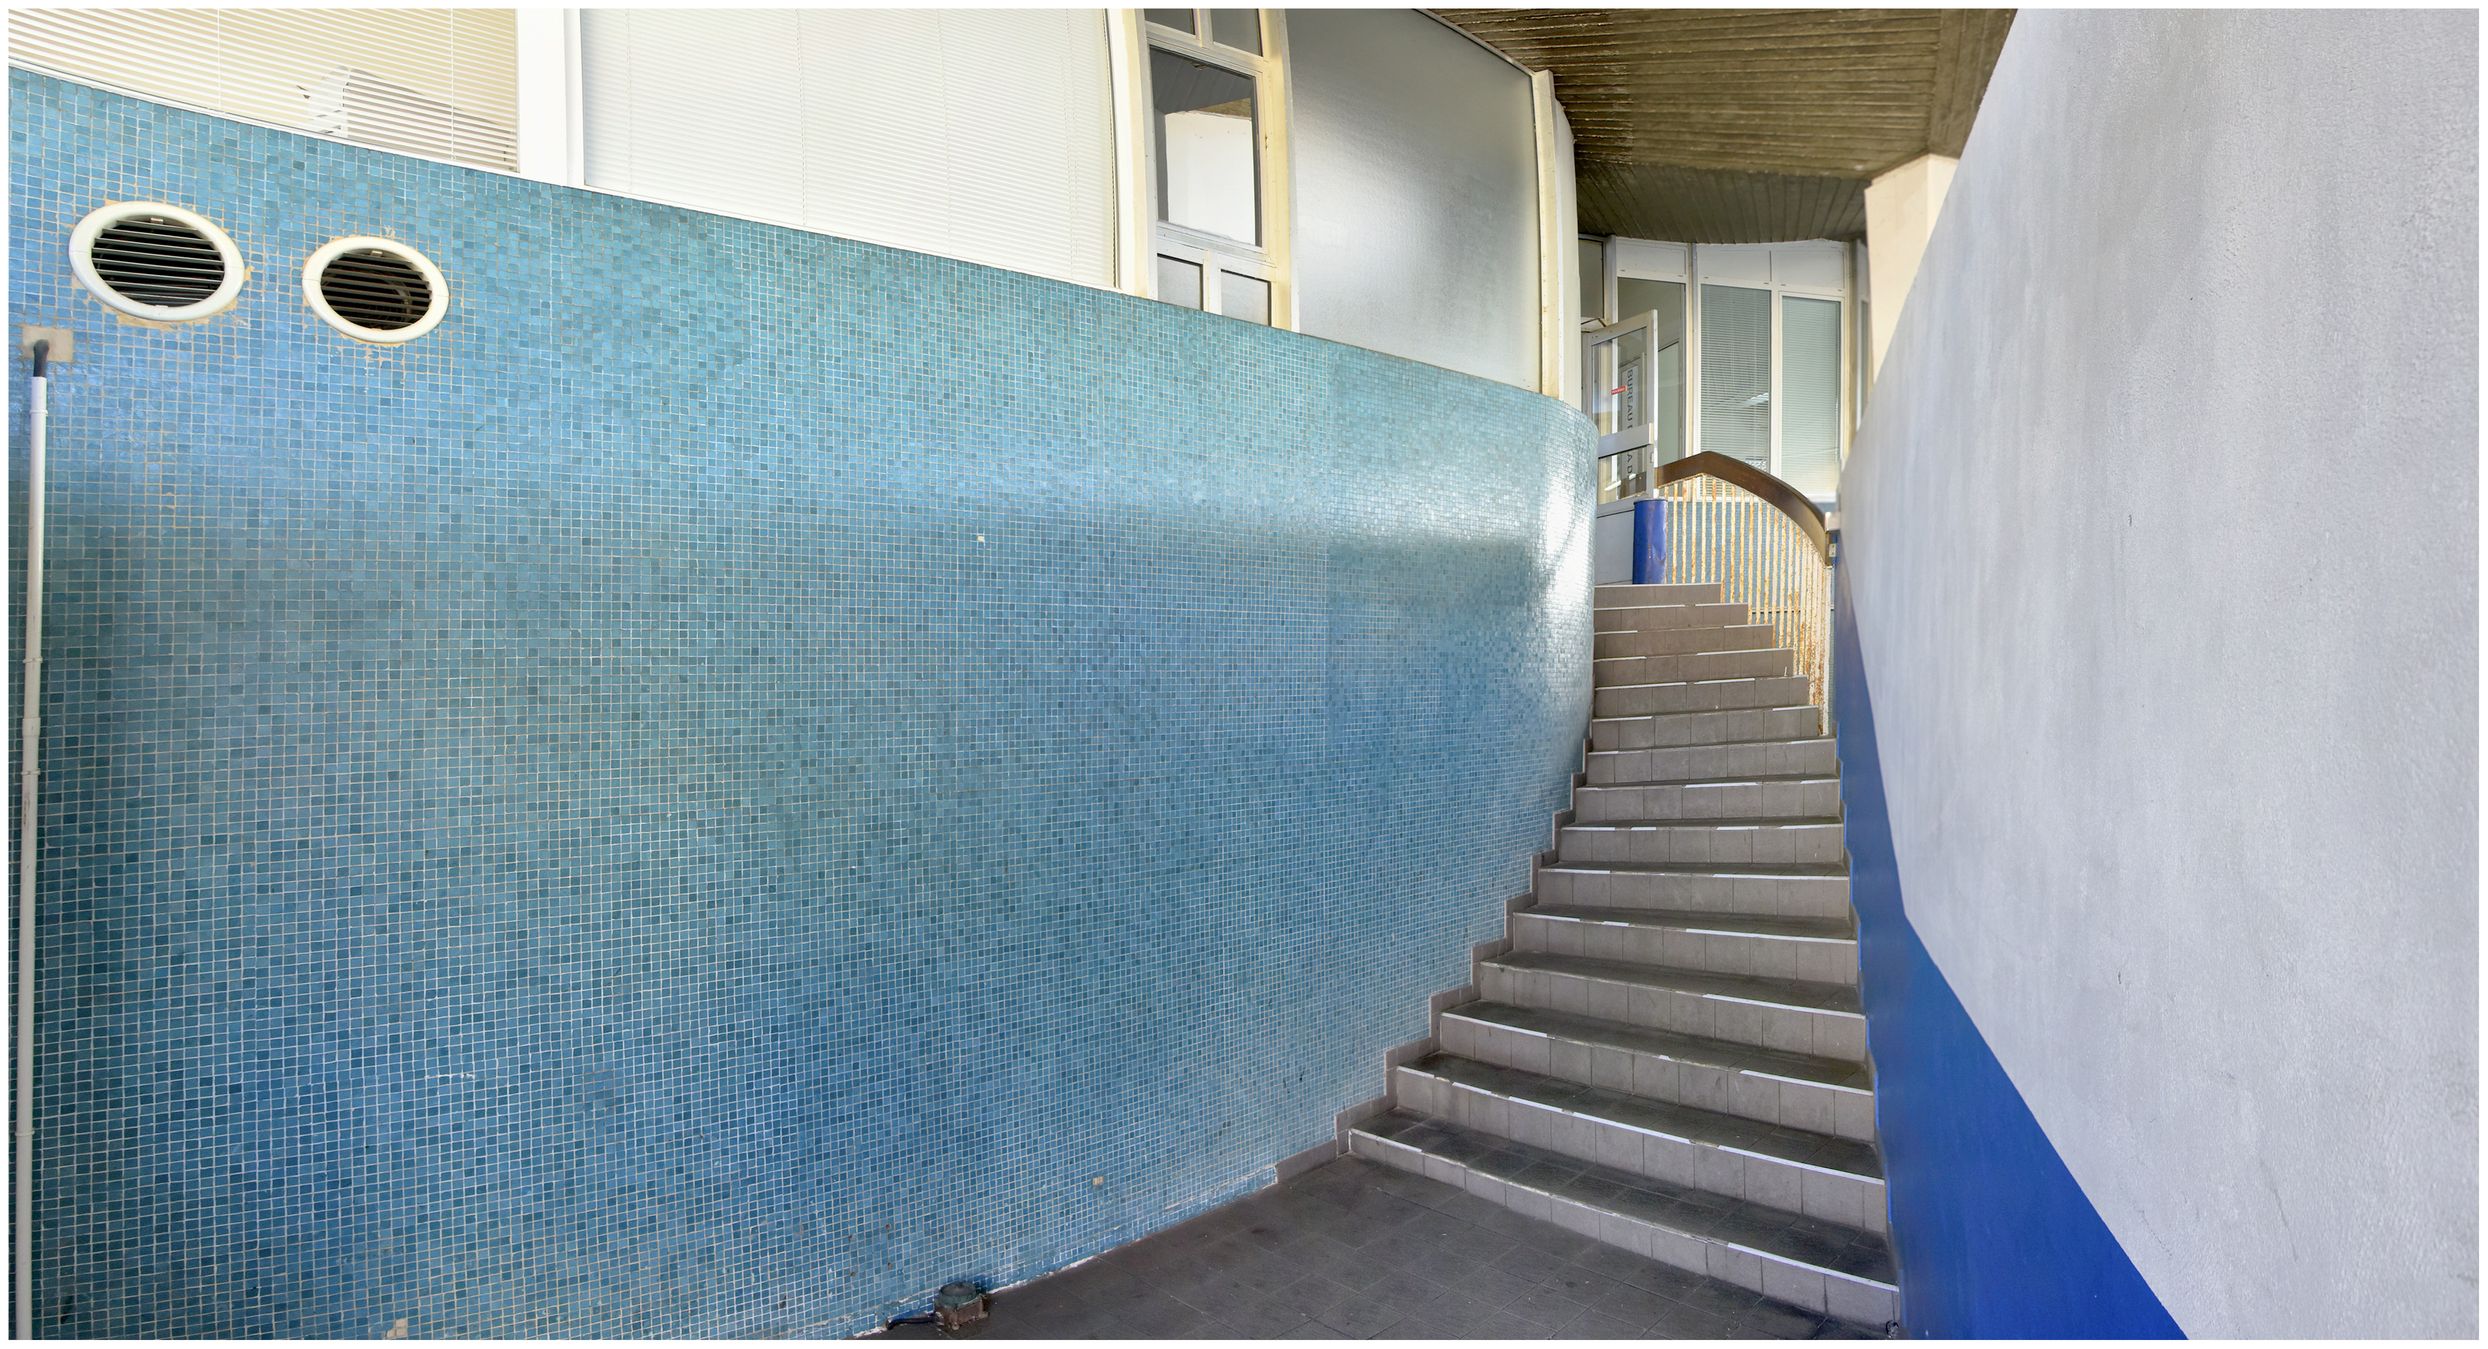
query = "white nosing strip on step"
(1706, 993, 1864, 1019)
(1716, 1145, 1882, 1184)
(1454, 1015, 1550, 1038)
(1745, 1069, 1875, 1096)
(1735, 1241, 1900, 1292)
(1678, 928, 1851, 945)
(1530, 914, 1847, 945)
(1542, 867, 1839, 880)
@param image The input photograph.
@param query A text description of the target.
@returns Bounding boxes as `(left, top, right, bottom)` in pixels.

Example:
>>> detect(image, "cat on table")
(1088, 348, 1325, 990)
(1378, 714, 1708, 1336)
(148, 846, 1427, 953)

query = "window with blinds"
(1698, 283, 1772, 471)
(579, 10, 1118, 291)
(1779, 295, 1843, 500)
(10, 8, 519, 173)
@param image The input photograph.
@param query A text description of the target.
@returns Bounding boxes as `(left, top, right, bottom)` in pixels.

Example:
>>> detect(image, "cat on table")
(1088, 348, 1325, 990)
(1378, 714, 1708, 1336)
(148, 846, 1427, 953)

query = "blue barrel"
(1631, 498, 1667, 584)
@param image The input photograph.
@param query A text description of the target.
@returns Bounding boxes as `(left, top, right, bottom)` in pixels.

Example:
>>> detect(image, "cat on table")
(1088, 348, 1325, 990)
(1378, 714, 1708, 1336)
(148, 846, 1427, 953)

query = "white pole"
(16, 343, 49, 1341)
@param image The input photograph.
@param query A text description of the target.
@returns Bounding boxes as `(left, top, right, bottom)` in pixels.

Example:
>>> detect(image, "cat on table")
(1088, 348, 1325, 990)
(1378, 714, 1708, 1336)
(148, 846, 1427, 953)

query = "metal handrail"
(1636, 454, 1835, 709)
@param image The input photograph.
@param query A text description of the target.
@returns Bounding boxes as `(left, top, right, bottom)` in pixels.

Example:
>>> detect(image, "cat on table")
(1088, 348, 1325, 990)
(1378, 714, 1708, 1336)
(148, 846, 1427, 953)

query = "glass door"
(1585, 311, 1659, 502)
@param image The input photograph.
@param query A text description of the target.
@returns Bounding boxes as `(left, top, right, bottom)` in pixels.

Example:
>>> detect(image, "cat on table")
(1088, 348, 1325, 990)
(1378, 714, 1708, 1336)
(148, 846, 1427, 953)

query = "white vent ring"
(70, 201, 247, 323)
(303, 236, 448, 344)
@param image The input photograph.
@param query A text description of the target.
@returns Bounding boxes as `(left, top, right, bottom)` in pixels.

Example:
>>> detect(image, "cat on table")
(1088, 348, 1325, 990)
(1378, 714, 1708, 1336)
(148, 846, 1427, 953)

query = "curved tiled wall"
(9, 72, 1593, 1337)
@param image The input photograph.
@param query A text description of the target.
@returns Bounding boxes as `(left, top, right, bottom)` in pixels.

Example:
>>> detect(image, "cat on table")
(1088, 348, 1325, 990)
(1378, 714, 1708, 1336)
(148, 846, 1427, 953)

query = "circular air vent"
(303, 236, 448, 344)
(70, 202, 246, 323)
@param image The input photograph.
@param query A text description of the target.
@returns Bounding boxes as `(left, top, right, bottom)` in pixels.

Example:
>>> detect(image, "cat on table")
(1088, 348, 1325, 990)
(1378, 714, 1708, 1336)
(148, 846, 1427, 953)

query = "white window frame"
(1121, 8, 1293, 328)
(513, 8, 582, 186)
(1585, 235, 1854, 502)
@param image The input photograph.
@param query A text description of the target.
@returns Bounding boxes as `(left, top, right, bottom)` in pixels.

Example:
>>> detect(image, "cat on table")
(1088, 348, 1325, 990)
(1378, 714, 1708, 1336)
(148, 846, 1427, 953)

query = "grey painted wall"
(1288, 9, 1540, 389)
(1844, 10, 2475, 1338)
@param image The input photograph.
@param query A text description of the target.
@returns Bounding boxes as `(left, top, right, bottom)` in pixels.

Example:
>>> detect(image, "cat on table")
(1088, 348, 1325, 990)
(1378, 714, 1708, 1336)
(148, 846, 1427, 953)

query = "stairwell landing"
(1345, 580, 1897, 1334)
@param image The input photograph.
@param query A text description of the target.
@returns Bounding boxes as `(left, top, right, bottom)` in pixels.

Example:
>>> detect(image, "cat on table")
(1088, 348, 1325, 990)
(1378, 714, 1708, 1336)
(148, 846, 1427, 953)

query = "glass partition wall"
(1580, 237, 1851, 506)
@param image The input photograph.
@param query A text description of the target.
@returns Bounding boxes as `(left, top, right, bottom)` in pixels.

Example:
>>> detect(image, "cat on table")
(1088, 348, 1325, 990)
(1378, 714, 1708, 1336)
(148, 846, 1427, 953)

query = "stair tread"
(1541, 860, 1849, 878)
(1590, 737, 1830, 753)
(1354, 1109, 1897, 1288)
(1410, 1052, 1884, 1181)
(1447, 999, 1874, 1092)
(1597, 674, 1808, 693)
(1593, 705, 1818, 724)
(1595, 636, 1780, 653)
(1581, 773, 1838, 790)
(1567, 815, 1844, 830)
(1595, 652, 1791, 666)
(1527, 904, 1855, 942)
(1490, 950, 1864, 1016)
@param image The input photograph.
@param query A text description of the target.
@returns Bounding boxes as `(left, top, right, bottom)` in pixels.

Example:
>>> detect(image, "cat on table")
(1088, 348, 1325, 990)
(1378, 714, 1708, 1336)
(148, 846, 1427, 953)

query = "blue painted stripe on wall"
(1833, 556, 2184, 1339)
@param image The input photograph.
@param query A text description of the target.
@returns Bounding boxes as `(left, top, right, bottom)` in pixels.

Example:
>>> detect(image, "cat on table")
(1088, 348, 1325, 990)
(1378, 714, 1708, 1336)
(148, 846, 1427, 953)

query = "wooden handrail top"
(1650, 452, 1830, 560)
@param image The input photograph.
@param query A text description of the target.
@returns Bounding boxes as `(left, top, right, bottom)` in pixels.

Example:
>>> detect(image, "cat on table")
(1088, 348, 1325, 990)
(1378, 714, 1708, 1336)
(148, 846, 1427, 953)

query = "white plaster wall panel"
(1287, 9, 1540, 389)
(1613, 237, 1687, 282)
(580, 9, 1117, 289)
(1843, 9, 2475, 1337)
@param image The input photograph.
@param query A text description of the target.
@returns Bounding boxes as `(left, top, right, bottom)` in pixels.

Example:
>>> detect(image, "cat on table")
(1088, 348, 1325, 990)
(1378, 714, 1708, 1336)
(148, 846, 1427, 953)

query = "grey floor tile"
(1550, 1308, 1647, 1339)
(939, 1157, 1841, 1343)
(1735, 1298, 1830, 1339)
(1644, 1303, 1743, 1339)
(1502, 1280, 1597, 1327)
(1312, 1292, 1408, 1339)
(1402, 1256, 1544, 1310)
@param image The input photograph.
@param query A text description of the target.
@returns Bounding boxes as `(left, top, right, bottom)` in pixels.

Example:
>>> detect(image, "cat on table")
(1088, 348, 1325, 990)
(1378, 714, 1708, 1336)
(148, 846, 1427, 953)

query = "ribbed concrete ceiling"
(1436, 8, 2014, 243)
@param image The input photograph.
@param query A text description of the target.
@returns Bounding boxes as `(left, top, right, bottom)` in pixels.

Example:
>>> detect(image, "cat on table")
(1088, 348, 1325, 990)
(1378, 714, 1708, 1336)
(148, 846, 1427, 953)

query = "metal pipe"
(16, 338, 49, 1341)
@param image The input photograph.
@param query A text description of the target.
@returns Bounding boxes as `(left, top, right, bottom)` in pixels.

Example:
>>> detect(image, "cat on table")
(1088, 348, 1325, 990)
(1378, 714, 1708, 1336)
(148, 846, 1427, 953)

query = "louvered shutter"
(1698, 284, 1773, 471)
(11, 8, 519, 173)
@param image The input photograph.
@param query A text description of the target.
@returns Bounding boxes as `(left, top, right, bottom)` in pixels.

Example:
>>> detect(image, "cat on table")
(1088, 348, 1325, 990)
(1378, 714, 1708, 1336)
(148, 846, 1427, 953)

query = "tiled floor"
(878, 1156, 1879, 1339)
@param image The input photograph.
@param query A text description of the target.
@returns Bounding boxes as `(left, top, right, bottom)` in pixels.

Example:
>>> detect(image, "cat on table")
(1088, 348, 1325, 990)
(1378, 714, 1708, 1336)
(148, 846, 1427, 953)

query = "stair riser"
(1574, 779, 1841, 824)
(1536, 868, 1853, 921)
(1589, 739, 1837, 786)
(1595, 582, 1723, 609)
(1592, 705, 1822, 752)
(1593, 602, 1749, 635)
(1395, 1067, 1888, 1236)
(1440, 1012, 1877, 1142)
(1594, 675, 1813, 719)
(1513, 912, 1859, 988)
(1595, 624, 1778, 660)
(1480, 962, 1869, 1062)
(1559, 823, 1846, 868)
(1597, 646, 1792, 690)
(1346, 1128, 1898, 1328)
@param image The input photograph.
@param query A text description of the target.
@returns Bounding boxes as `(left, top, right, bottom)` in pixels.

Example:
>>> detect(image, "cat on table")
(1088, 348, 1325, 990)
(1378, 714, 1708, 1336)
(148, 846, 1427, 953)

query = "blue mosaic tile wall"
(9, 72, 1593, 1338)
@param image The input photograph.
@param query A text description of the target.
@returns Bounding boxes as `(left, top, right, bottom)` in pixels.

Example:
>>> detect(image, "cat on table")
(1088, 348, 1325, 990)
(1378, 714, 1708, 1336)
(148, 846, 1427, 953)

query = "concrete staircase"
(1347, 580, 1897, 1333)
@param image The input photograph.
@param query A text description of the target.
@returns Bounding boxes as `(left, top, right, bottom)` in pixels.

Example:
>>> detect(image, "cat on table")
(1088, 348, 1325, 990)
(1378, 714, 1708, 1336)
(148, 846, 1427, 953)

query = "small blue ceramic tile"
(10, 70, 1595, 1339)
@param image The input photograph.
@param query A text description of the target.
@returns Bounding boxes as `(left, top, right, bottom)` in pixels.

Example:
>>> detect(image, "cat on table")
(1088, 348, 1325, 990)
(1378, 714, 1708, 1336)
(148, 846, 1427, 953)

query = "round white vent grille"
(70, 202, 246, 323)
(303, 236, 448, 344)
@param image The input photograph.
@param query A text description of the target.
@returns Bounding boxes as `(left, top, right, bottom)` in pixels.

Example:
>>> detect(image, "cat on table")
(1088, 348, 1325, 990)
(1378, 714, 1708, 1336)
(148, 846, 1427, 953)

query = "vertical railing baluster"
(1643, 468, 1830, 711)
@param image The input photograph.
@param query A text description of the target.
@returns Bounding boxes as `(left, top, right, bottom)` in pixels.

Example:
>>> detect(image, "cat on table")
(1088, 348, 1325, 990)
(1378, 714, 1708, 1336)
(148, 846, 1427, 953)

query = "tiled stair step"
(1515, 905, 1859, 987)
(1348, 1110, 1898, 1328)
(1592, 704, 1823, 752)
(1537, 862, 1852, 921)
(1575, 776, 1841, 823)
(1596, 623, 1780, 660)
(1558, 817, 1845, 867)
(1596, 645, 1794, 688)
(1440, 1000, 1876, 1142)
(1589, 737, 1838, 786)
(1593, 601, 1749, 635)
(1480, 951, 1867, 1061)
(1595, 582, 1724, 609)
(1594, 674, 1814, 719)
(1394, 1053, 1888, 1236)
